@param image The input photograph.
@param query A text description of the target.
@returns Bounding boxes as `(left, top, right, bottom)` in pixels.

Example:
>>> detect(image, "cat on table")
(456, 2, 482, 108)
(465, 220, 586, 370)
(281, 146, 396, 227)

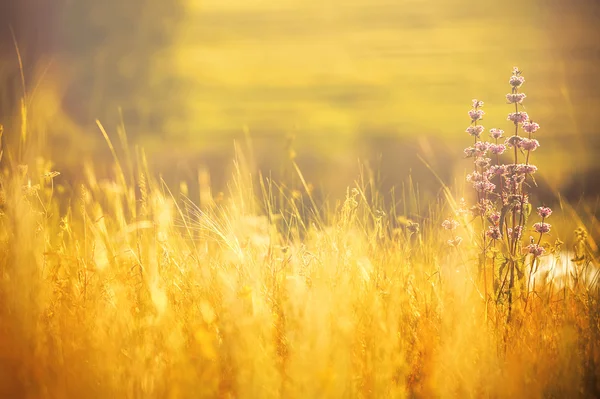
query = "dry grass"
(2, 2, 600, 396)
(0, 110, 599, 398)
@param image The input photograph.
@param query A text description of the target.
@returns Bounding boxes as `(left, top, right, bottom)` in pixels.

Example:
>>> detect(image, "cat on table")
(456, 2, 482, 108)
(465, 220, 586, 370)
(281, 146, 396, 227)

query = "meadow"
(1, 0, 600, 397)
(1, 69, 600, 398)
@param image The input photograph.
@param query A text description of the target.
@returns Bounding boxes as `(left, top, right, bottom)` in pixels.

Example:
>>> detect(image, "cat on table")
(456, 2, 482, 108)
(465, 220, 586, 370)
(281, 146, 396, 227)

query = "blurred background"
(1, 0, 599, 203)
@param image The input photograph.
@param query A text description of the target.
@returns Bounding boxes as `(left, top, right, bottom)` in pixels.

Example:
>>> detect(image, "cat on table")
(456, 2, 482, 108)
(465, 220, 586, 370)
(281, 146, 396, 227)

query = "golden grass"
(0, 111, 599, 398)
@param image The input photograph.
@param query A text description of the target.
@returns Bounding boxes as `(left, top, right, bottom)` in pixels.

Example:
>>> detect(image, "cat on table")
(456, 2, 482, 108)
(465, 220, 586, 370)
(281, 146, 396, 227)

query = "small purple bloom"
(466, 125, 485, 137)
(489, 165, 505, 176)
(507, 112, 529, 124)
(472, 181, 485, 191)
(464, 146, 477, 158)
(533, 222, 551, 234)
(486, 226, 503, 240)
(474, 141, 490, 153)
(489, 144, 506, 155)
(489, 128, 504, 139)
(519, 138, 540, 152)
(506, 93, 526, 104)
(489, 211, 501, 225)
(469, 109, 485, 122)
(527, 244, 546, 257)
(537, 206, 552, 219)
(509, 75, 525, 88)
(475, 157, 491, 168)
(473, 181, 496, 193)
(517, 164, 538, 174)
(472, 99, 484, 108)
(467, 171, 484, 182)
(522, 121, 540, 134)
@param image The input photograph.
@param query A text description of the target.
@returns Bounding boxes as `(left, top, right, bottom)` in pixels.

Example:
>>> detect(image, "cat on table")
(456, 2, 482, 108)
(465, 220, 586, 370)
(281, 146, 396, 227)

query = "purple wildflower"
(467, 171, 484, 183)
(472, 99, 484, 108)
(517, 164, 537, 174)
(519, 138, 540, 152)
(464, 146, 477, 158)
(473, 181, 496, 193)
(489, 165, 505, 176)
(486, 226, 503, 240)
(533, 222, 551, 234)
(489, 144, 506, 155)
(469, 109, 485, 122)
(537, 206, 552, 218)
(474, 141, 490, 154)
(467, 172, 483, 183)
(527, 244, 546, 257)
(509, 75, 525, 88)
(475, 157, 491, 168)
(506, 93, 526, 104)
(489, 211, 501, 225)
(489, 128, 504, 139)
(522, 121, 540, 134)
(507, 112, 529, 124)
(466, 125, 485, 138)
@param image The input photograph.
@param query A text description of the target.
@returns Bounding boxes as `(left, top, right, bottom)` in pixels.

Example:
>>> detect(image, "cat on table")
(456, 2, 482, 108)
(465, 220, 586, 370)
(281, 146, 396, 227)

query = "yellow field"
(1, 0, 600, 397)
(0, 119, 599, 397)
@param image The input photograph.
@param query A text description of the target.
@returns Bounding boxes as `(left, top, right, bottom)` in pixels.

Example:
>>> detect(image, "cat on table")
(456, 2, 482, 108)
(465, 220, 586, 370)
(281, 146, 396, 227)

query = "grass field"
(1, 1, 600, 397)
(1, 95, 600, 397)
